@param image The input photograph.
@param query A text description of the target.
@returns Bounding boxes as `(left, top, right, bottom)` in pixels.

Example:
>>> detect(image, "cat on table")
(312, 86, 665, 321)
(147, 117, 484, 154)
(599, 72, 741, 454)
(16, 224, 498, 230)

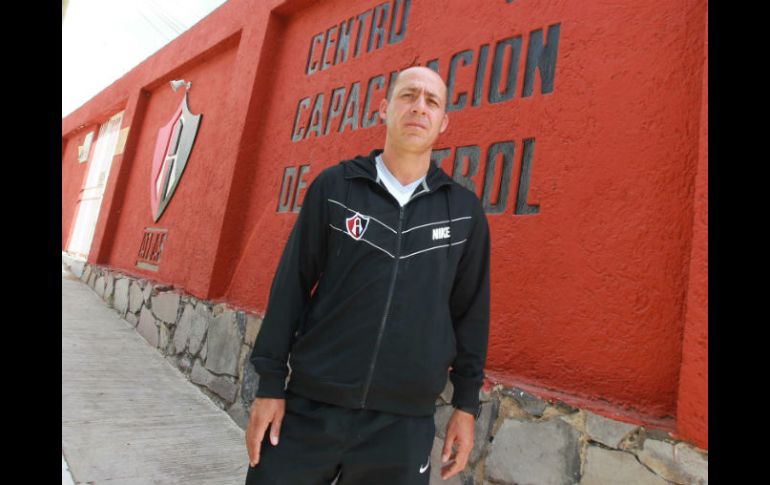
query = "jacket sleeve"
(448, 198, 491, 417)
(248, 169, 329, 399)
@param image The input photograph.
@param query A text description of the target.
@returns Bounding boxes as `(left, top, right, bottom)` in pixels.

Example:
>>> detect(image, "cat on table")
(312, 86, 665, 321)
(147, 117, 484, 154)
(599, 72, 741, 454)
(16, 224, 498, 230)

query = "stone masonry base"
(64, 259, 708, 485)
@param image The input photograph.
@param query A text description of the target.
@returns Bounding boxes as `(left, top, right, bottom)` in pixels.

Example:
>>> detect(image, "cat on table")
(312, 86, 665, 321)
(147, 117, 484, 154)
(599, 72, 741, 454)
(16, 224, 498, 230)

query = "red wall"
(674, 5, 708, 449)
(61, 0, 708, 449)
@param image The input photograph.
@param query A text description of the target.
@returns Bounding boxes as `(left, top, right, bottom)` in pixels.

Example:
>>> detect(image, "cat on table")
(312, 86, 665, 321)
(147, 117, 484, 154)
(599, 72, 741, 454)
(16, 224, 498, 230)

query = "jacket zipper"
(359, 183, 439, 408)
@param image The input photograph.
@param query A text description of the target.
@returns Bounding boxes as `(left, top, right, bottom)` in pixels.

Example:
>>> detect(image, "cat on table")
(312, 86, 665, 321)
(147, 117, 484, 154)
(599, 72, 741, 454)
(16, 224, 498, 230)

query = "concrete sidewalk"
(62, 268, 248, 484)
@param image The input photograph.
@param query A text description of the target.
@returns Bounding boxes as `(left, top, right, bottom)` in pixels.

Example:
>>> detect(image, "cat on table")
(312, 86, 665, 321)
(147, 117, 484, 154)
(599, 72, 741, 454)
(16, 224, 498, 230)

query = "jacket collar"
(341, 148, 453, 192)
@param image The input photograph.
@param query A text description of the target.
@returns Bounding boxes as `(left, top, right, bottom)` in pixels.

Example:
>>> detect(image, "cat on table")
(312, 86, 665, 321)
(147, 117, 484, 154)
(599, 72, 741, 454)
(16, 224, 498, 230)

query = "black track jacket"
(249, 148, 491, 418)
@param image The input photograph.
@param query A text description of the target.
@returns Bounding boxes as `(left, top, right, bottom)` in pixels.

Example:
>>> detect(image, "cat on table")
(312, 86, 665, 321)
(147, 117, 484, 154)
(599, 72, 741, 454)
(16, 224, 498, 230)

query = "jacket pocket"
(376, 312, 457, 399)
(291, 304, 313, 345)
(446, 324, 458, 367)
(432, 318, 458, 395)
(289, 311, 380, 386)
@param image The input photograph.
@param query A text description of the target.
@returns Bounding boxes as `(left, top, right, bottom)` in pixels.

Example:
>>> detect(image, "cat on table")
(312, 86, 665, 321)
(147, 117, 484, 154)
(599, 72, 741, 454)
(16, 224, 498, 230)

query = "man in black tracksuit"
(245, 66, 491, 484)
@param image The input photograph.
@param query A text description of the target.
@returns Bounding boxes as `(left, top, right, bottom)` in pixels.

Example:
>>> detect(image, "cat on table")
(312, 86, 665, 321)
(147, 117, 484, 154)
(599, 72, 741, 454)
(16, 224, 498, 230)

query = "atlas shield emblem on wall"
(150, 92, 202, 222)
(345, 213, 370, 240)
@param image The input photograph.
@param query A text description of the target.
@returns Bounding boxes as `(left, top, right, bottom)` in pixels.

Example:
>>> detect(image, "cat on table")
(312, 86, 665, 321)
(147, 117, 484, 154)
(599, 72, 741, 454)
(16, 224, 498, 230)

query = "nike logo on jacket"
(249, 148, 491, 418)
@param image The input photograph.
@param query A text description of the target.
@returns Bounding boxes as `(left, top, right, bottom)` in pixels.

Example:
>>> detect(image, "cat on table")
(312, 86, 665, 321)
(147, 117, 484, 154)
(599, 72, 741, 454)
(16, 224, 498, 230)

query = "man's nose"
(411, 95, 428, 113)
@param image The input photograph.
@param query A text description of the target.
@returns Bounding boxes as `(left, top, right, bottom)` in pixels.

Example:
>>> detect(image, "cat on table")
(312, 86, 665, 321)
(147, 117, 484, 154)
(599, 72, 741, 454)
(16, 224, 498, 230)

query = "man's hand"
(245, 397, 285, 467)
(440, 408, 475, 480)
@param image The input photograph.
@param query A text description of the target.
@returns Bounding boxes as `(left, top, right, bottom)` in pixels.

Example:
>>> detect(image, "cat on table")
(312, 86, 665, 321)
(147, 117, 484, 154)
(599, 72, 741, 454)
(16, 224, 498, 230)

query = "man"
(245, 66, 491, 484)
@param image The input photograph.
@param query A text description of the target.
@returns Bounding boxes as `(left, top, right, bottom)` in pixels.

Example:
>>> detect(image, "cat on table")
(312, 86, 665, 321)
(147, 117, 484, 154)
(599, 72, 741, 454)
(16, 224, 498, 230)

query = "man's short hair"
(386, 65, 448, 110)
(386, 72, 402, 102)
(387, 60, 422, 101)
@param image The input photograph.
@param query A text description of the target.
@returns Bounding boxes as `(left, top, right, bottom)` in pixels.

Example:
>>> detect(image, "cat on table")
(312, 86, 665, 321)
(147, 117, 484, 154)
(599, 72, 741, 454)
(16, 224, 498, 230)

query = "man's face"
(379, 67, 449, 153)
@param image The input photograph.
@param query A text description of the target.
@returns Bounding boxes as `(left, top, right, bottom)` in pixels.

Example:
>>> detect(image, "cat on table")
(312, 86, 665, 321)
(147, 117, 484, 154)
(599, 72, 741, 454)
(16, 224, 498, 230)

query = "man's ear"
(439, 113, 449, 133)
(378, 98, 388, 121)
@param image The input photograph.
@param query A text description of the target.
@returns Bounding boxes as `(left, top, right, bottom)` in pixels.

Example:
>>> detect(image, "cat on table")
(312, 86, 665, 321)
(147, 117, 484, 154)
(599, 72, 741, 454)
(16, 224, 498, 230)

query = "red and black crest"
(150, 92, 202, 222)
(345, 213, 370, 240)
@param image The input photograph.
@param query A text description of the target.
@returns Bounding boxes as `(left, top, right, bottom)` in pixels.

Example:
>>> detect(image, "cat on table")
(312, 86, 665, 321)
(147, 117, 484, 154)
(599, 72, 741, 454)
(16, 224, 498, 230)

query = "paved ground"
(62, 268, 248, 484)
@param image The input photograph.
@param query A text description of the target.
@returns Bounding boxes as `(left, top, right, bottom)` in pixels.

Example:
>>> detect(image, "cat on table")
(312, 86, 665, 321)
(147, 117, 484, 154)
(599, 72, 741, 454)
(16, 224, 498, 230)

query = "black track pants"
(245, 389, 436, 485)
